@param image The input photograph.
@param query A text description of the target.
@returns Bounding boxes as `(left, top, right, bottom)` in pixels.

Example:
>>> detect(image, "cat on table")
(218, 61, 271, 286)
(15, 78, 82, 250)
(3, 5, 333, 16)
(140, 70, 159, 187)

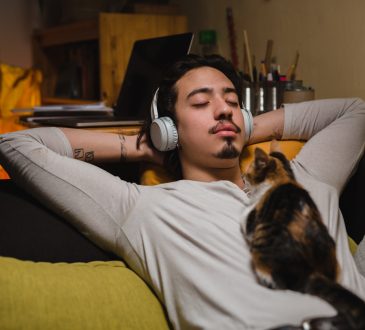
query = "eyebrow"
(187, 87, 237, 99)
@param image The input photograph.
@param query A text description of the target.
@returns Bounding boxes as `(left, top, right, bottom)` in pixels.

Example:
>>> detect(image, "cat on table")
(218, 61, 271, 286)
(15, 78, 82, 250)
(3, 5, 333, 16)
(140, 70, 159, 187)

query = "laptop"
(30, 32, 194, 128)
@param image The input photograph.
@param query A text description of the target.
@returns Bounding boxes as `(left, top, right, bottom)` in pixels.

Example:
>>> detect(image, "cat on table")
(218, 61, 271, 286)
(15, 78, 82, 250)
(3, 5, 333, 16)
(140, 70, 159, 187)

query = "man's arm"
(0, 127, 144, 256)
(250, 99, 365, 193)
(60, 128, 163, 165)
(247, 108, 285, 145)
(285, 98, 365, 192)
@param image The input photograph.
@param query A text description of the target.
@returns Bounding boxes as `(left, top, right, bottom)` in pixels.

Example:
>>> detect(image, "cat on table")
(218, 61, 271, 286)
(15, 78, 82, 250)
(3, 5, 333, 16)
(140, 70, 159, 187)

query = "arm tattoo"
(118, 134, 127, 162)
(85, 151, 94, 162)
(74, 148, 84, 159)
(74, 148, 94, 162)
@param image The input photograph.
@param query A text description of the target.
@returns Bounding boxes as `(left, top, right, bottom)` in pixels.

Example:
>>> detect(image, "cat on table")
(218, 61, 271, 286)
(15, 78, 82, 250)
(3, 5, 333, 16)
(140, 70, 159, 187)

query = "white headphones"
(150, 88, 254, 152)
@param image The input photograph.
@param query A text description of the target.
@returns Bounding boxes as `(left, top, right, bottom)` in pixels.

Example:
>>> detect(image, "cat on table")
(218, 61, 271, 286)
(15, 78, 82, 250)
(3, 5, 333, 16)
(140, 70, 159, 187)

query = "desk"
(0, 116, 141, 179)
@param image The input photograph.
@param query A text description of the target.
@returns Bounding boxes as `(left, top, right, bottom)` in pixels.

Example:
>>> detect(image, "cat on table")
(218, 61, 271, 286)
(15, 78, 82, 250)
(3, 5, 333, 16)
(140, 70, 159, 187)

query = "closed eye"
(227, 101, 239, 107)
(192, 102, 209, 108)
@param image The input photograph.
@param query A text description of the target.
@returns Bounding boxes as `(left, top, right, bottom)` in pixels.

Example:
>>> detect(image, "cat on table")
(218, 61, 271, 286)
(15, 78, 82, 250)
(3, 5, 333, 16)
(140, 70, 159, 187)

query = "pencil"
(287, 51, 300, 81)
(243, 30, 253, 82)
(264, 39, 274, 74)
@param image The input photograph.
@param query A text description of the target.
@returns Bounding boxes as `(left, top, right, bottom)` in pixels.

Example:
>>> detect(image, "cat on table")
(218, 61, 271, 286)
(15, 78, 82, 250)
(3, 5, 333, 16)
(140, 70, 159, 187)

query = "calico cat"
(242, 146, 365, 330)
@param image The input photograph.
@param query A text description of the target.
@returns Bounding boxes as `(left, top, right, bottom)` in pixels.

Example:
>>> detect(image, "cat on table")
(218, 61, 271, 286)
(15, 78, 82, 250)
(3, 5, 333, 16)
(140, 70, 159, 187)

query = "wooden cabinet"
(32, 13, 187, 106)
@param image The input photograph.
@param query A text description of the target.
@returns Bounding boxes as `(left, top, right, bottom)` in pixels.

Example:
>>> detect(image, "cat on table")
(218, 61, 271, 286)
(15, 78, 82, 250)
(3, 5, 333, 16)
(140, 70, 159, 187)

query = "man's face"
(174, 66, 245, 170)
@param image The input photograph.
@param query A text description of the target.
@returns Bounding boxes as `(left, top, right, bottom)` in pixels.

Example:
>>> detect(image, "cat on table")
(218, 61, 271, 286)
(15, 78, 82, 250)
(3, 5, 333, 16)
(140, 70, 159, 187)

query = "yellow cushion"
(0, 257, 169, 330)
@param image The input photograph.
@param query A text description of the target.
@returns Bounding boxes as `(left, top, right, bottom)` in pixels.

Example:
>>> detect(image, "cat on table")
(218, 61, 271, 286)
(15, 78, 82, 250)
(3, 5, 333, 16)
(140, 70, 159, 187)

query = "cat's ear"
(254, 148, 269, 169)
(270, 139, 282, 154)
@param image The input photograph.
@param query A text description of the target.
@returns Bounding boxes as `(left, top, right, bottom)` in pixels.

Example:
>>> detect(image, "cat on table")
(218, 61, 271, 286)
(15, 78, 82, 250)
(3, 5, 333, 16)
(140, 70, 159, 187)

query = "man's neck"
(181, 163, 244, 189)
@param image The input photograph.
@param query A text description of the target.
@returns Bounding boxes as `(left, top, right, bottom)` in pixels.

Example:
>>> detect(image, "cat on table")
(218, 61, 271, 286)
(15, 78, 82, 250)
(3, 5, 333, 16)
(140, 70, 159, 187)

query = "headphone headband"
(150, 88, 159, 121)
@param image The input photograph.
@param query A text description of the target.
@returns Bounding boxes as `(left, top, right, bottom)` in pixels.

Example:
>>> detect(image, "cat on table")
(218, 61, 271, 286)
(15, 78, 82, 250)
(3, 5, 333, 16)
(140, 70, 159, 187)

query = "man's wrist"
(118, 134, 128, 162)
(248, 108, 284, 144)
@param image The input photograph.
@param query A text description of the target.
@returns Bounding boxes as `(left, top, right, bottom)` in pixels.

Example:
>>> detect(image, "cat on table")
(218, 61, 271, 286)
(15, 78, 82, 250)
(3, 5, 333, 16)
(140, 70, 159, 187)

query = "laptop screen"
(114, 33, 194, 120)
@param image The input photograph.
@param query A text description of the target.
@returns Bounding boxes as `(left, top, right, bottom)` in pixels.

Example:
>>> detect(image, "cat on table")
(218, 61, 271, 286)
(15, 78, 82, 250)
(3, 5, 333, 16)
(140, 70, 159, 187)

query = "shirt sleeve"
(283, 98, 365, 193)
(0, 127, 141, 256)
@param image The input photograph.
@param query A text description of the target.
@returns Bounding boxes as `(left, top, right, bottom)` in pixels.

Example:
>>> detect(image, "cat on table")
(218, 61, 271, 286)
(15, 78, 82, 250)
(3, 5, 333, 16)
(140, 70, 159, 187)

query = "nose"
(213, 97, 233, 121)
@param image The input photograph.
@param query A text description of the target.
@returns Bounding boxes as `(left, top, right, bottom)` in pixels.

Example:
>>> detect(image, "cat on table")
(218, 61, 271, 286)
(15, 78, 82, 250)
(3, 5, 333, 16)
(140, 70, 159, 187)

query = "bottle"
(199, 30, 219, 56)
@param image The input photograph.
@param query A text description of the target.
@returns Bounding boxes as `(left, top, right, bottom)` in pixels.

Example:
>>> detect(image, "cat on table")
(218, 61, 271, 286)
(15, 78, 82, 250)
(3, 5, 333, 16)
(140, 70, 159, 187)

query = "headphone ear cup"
(241, 108, 254, 142)
(150, 117, 178, 151)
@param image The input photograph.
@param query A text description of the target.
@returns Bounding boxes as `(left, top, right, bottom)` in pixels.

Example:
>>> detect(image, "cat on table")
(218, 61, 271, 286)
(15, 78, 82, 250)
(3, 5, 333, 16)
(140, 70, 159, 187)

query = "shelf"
(42, 97, 100, 105)
(33, 13, 188, 106)
(33, 19, 99, 47)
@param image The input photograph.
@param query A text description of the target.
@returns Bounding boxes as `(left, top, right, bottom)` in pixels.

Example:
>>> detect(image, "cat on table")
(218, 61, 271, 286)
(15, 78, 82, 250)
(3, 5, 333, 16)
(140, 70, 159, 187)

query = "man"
(1, 54, 365, 329)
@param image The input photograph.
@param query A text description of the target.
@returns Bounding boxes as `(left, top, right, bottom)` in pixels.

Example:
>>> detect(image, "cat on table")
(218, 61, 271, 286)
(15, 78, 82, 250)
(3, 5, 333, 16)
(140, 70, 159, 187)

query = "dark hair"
(137, 54, 243, 180)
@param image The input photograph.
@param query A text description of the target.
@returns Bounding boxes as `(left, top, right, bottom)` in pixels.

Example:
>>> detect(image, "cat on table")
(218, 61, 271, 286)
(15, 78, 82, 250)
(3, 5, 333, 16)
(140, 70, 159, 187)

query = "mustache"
(208, 120, 242, 134)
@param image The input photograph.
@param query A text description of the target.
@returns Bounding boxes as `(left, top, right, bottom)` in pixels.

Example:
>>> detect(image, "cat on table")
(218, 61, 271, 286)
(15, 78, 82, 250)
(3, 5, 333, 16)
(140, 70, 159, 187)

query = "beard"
(215, 139, 240, 159)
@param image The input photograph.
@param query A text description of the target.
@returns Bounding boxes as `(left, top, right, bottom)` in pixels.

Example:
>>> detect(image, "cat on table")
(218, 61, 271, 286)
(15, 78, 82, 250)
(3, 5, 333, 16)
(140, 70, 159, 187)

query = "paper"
(33, 102, 113, 112)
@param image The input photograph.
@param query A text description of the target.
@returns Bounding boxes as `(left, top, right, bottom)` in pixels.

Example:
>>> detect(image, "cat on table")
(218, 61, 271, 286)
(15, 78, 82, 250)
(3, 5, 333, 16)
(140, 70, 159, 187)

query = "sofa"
(0, 141, 364, 329)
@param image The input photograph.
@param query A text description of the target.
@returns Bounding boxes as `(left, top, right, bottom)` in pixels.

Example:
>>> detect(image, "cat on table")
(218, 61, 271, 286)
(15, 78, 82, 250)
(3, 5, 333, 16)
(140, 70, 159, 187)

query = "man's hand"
(137, 133, 164, 166)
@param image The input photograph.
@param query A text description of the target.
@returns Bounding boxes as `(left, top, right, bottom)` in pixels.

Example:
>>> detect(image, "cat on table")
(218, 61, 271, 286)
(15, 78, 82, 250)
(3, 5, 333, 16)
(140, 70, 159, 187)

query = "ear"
(270, 139, 282, 154)
(254, 148, 269, 169)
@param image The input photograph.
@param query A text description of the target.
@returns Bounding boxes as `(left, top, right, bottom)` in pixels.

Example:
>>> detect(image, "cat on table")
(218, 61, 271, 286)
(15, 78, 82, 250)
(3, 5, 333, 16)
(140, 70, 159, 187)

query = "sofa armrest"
(0, 256, 170, 330)
(0, 179, 117, 262)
